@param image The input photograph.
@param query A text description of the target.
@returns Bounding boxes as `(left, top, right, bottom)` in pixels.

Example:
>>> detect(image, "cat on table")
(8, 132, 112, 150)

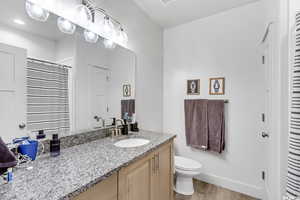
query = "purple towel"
(208, 100, 225, 153)
(0, 137, 17, 175)
(121, 99, 135, 119)
(184, 99, 209, 150)
(184, 99, 225, 153)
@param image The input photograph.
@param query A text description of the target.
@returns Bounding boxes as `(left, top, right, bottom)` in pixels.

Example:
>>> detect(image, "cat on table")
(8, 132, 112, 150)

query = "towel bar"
(185, 99, 229, 103)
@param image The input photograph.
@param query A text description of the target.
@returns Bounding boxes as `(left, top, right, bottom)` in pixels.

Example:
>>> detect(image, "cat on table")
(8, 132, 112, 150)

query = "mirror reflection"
(0, 0, 136, 142)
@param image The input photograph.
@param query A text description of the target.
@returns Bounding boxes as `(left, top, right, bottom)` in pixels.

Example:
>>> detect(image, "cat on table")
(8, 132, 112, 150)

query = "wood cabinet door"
(156, 142, 174, 200)
(73, 173, 118, 200)
(118, 153, 155, 200)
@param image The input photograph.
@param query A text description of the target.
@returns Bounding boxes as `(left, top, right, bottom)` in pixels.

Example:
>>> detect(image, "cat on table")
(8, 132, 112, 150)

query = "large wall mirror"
(0, 0, 136, 142)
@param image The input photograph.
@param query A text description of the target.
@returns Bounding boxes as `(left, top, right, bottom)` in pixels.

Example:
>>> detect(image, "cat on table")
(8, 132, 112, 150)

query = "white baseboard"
(195, 173, 265, 199)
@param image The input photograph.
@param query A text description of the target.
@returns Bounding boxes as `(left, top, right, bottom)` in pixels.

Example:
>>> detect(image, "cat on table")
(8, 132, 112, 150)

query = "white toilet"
(174, 156, 202, 195)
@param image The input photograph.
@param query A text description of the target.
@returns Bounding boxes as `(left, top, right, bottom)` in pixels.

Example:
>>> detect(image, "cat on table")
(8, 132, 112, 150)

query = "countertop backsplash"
(40, 128, 110, 154)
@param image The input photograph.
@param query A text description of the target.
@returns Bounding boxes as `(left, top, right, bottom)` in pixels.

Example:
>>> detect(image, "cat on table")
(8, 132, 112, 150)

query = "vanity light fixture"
(25, 0, 49, 22)
(117, 27, 128, 44)
(24, 0, 129, 46)
(102, 15, 115, 37)
(14, 19, 25, 25)
(57, 17, 76, 34)
(84, 29, 99, 43)
(75, 4, 93, 26)
(103, 38, 116, 49)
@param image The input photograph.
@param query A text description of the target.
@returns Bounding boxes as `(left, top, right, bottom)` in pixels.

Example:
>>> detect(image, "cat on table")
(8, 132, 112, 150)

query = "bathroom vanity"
(0, 130, 176, 200)
(75, 139, 173, 200)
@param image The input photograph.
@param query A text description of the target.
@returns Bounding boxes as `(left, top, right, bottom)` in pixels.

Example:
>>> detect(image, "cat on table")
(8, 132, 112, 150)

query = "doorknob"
(262, 132, 269, 138)
(19, 123, 26, 129)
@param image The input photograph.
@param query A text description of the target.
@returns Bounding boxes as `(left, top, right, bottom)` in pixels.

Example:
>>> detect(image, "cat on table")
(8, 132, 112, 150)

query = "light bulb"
(25, 0, 49, 22)
(117, 27, 128, 44)
(75, 4, 93, 26)
(57, 17, 76, 34)
(102, 16, 115, 37)
(84, 29, 98, 43)
(103, 39, 116, 49)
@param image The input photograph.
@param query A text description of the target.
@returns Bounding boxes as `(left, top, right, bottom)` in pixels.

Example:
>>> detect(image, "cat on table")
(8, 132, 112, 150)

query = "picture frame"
(123, 84, 131, 97)
(209, 77, 225, 95)
(187, 79, 200, 95)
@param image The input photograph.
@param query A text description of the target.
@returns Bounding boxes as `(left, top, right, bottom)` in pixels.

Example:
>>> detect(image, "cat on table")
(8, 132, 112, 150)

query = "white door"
(88, 65, 109, 128)
(261, 34, 274, 199)
(0, 43, 26, 143)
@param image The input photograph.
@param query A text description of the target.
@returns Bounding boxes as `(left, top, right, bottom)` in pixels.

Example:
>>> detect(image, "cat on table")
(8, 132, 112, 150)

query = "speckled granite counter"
(0, 130, 176, 200)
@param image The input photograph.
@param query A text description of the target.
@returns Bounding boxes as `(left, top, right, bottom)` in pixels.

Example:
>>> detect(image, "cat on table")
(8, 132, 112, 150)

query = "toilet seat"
(175, 156, 202, 171)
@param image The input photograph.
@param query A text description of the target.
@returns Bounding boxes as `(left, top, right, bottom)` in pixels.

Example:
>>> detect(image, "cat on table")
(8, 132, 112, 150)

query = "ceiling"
(0, 0, 261, 39)
(132, 0, 260, 28)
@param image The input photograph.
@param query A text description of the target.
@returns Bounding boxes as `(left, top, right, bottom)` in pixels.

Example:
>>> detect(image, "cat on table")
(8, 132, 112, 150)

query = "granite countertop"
(0, 130, 176, 200)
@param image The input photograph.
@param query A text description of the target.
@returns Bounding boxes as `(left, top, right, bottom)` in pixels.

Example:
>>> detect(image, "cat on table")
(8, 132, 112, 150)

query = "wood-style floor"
(174, 180, 257, 200)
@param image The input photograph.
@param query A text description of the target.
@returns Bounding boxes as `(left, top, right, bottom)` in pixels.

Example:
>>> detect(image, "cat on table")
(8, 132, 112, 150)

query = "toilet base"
(174, 173, 195, 196)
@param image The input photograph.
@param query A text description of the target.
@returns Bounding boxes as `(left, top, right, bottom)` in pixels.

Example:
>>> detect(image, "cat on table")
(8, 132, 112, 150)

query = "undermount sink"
(114, 138, 150, 148)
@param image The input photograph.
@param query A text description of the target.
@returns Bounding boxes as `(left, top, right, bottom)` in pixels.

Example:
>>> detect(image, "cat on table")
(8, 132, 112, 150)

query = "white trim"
(195, 173, 264, 199)
(266, 183, 271, 200)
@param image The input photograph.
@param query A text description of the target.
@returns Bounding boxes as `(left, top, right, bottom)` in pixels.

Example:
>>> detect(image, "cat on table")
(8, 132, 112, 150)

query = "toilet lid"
(175, 156, 202, 171)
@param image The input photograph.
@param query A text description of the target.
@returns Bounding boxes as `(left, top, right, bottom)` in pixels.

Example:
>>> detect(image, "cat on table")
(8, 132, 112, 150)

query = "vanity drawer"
(73, 173, 118, 200)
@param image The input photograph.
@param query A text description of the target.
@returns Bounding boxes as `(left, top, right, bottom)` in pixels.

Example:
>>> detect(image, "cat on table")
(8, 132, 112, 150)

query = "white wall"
(55, 35, 76, 62)
(163, 2, 265, 198)
(0, 23, 56, 61)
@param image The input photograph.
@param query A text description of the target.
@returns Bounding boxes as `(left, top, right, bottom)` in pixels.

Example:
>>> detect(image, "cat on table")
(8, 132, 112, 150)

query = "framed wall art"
(123, 84, 131, 97)
(187, 79, 200, 95)
(209, 77, 225, 95)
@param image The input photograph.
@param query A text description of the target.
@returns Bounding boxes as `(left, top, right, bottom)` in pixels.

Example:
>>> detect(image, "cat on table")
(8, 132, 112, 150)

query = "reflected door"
(0, 43, 26, 143)
(88, 65, 109, 128)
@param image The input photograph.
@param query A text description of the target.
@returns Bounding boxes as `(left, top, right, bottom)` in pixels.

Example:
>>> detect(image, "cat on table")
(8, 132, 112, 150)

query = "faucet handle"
(94, 116, 100, 122)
